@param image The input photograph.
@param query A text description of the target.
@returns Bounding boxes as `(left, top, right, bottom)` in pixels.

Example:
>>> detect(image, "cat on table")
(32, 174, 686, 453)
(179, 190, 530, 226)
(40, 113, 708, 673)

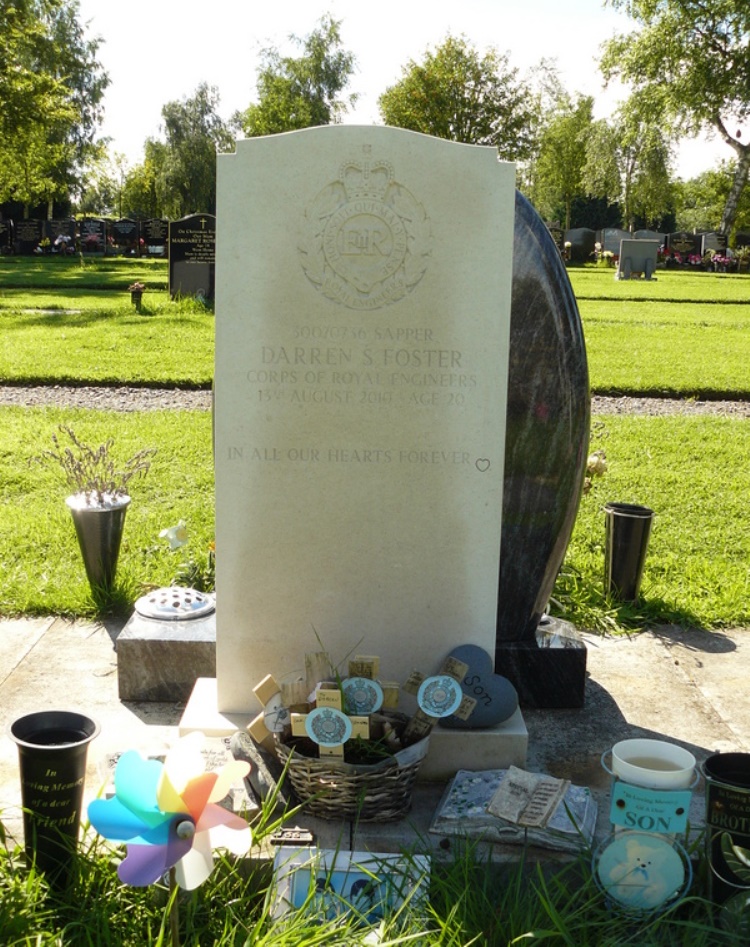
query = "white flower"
(586, 451, 607, 477)
(160, 520, 188, 549)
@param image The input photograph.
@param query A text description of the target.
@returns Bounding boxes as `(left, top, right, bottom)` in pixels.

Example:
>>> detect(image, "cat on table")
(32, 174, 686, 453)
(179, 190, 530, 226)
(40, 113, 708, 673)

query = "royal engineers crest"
(299, 146, 431, 310)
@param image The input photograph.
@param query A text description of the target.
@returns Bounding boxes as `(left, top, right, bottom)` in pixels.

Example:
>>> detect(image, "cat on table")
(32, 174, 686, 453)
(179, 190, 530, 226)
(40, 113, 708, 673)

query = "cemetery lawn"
(0, 822, 740, 945)
(0, 260, 748, 632)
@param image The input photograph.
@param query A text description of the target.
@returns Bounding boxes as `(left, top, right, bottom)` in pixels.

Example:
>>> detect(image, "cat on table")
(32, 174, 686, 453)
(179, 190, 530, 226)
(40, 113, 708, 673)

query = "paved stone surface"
(2, 617, 749, 857)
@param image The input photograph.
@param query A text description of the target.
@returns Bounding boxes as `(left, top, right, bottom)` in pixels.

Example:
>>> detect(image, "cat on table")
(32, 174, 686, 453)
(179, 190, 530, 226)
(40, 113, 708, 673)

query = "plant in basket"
(244, 647, 469, 822)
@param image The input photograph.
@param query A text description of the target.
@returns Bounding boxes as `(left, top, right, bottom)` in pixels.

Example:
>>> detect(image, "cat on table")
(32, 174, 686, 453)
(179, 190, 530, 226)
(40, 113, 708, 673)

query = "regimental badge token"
(342, 677, 384, 715)
(305, 707, 353, 747)
(417, 675, 463, 718)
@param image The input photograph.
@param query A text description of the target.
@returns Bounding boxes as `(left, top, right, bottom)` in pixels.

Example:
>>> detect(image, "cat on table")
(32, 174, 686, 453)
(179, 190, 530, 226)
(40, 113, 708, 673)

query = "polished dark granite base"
(117, 611, 216, 702)
(495, 616, 587, 709)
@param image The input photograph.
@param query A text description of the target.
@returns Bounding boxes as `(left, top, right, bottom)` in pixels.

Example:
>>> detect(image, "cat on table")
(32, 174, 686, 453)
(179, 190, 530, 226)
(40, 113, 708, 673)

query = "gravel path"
(0, 385, 749, 417)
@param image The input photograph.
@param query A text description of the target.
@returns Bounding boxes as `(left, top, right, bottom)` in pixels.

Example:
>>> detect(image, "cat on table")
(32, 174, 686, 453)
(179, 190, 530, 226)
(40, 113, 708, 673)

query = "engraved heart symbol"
(475, 458, 491, 472)
(439, 644, 518, 729)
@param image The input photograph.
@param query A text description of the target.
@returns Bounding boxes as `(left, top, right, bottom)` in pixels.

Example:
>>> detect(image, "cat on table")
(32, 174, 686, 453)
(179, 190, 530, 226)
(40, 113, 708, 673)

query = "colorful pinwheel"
(88, 732, 251, 890)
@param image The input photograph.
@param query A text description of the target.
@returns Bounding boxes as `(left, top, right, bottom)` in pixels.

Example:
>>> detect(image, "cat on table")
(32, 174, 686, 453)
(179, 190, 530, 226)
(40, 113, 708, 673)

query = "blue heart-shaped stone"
(439, 644, 518, 728)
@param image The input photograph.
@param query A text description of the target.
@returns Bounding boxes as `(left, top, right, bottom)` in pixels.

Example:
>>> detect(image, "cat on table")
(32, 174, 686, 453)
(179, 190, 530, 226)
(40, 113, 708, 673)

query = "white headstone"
(215, 126, 515, 712)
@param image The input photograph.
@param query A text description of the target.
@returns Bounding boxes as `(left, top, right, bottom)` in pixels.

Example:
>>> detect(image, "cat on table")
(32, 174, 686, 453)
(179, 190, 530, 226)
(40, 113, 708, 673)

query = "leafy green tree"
(526, 94, 594, 230)
(601, 0, 750, 235)
(238, 15, 357, 136)
(676, 163, 750, 234)
(0, 0, 108, 214)
(150, 83, 234, 217)
(378, 35, 536, 161)
(582, 103, 674, 231)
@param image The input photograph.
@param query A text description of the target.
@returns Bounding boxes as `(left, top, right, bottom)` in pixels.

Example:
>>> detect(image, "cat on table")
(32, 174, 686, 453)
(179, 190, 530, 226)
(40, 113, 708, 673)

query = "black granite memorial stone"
(80, 218, 107, 255)
(666, 231, 699, 258)
(142, 218, 169, 257)
(701, 232, 728, 255)
(0, 219, 13, 254)
(735, 232, 750, 249)
(496, 192, 590, 708)
(564, 227, 596, 263)
(169, 214, 216, 299)
(15, 219, 44, 255)
(634, 229, 664, 243)
(111, 218, 141, 256)
(546, 224, 565, 256)
(45, 219, 76, 254)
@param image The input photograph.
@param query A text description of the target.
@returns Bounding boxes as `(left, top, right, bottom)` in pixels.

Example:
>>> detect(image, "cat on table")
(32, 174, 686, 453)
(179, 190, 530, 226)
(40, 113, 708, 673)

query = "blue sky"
(77, 0, 723, 178)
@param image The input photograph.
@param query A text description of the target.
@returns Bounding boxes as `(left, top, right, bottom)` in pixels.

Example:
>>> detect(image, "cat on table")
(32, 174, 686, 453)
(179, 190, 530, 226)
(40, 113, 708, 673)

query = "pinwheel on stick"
(88, 732, 252, 944)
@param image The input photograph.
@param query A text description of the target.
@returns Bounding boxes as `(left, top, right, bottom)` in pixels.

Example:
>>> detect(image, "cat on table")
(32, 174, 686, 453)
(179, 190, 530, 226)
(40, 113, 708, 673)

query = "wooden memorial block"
(315, 682, 343, 710)
(305, 651, 332, 693)
(348, 655, 380, 679)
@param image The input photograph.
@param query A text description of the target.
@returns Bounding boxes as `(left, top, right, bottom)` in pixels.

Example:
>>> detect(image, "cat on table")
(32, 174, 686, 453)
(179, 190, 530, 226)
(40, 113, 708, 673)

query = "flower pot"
(9, 711, 99, 884)
(130, 290, 143, 311)
(66, 494, 130, 591)
(604, 502, 654, 602)
(703, 753, 750, 909)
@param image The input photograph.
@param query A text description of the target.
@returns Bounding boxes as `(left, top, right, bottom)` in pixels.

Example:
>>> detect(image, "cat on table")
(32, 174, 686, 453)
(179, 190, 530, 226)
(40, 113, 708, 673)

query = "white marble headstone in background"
(215, 126, 515, 713)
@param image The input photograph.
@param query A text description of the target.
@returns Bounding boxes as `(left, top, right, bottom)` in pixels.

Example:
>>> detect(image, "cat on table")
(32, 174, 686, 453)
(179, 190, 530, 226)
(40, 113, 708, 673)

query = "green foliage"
(527, 94, 594, 229)
(146, 82, 234, 217)
(601, 0, 750, 233)
(378, 35, 536, 161)
(582, 102, 675, 231)
(0, 0, 108, 212)
(676, 162, 750, 235)
(239, 15, 357, 136)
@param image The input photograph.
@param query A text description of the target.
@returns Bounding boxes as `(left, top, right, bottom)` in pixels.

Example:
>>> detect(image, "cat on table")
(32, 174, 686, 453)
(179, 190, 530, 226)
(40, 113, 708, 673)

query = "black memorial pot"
(496, 193, 590, 706)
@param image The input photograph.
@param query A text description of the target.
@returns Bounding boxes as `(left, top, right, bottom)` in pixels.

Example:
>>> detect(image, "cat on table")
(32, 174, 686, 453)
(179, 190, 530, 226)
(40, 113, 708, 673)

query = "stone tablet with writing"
(215, 126, 514, 712)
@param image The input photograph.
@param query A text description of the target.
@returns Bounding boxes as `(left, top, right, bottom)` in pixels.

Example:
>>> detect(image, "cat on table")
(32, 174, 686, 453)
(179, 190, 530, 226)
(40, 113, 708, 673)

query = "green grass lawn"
(0, 259, 748, 630)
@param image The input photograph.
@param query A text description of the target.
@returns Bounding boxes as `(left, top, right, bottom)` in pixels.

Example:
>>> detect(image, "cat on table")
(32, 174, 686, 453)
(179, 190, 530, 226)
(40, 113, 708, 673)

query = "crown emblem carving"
(339, 155, 394, 200)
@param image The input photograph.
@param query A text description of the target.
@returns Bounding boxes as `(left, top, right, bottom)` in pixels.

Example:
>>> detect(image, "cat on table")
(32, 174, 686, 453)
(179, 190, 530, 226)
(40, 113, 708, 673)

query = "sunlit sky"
(77, 0, 724, 179)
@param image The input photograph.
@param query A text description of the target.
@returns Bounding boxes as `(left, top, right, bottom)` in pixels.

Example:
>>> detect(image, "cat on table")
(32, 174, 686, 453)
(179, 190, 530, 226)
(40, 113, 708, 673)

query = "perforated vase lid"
(135, 586, 215, 620)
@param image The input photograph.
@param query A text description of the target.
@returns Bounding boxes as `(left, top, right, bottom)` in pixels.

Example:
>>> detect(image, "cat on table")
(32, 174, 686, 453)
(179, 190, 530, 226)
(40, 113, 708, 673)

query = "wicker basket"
(275, 731, 429, 822)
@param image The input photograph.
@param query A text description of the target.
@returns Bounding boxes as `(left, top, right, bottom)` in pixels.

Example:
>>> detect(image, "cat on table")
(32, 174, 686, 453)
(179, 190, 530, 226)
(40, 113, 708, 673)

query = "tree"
(150, 83, 234, 217)
(0, 0, 108, 214)
(378, 35, 536, 161)
(238, 15, 357, 136)
(601, 0, 750, 235)
(527, 94, 594, 230)
(582, 103, 674, 231)
(676, 163, 750, 234)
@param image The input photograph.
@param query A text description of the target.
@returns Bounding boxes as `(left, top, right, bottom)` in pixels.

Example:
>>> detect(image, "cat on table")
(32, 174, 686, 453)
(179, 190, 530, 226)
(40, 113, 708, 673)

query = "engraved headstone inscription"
(169, 214, 215, 299)
(142, 218, 169, 257)
(15, 219, 44, 255)
(111, 218, 141, 256)
(215, 126, 515, 712)
(80, 218, 107, 255)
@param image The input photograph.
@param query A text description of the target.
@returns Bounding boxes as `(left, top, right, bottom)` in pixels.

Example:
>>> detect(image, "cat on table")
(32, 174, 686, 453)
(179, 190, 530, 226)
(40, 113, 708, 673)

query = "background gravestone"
(45, 219, 76, 254)
(215, 127, 515, 712)
(701, 232, 728, 255)
(15, 219, 43, 255)
(667, 231, 699, 258)
(142, 218, 169, 257)
(169, 214, 216, 299)
(564, 227, 596, 263)
(634, 229, 664, 243)
(0, 220, 14, 254)
(600, 228, 630, 255)
(111, 218, 140, 256)
(80, 218, 106, 255)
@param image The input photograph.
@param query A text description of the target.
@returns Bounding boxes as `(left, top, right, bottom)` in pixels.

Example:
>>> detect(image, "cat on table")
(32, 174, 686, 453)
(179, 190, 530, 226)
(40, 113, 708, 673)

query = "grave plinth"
(117, 588, 216, 702)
